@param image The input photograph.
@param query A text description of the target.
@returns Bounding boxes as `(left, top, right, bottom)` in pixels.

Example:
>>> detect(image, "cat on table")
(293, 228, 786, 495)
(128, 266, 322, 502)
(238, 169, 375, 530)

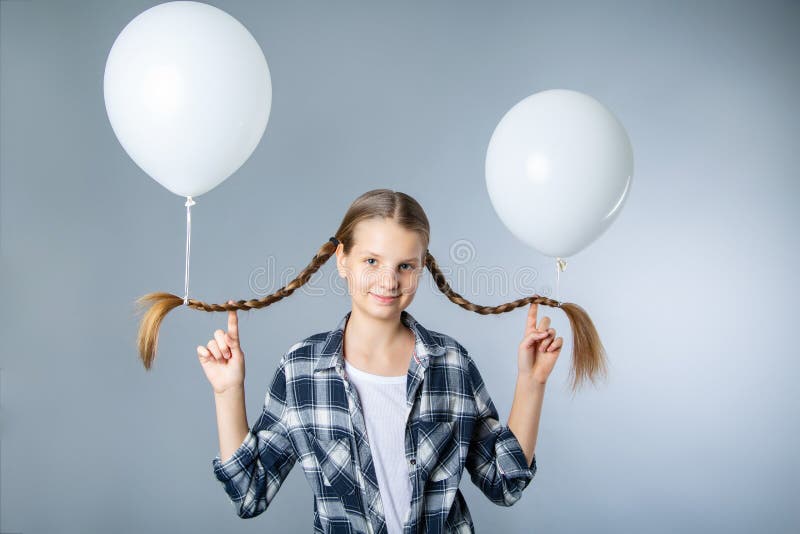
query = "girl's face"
(336, 217, 425, 320)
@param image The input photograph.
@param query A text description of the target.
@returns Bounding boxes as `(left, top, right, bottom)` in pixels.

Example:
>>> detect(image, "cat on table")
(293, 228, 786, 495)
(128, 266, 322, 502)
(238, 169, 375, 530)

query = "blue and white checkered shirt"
(212, 309, 537, 533)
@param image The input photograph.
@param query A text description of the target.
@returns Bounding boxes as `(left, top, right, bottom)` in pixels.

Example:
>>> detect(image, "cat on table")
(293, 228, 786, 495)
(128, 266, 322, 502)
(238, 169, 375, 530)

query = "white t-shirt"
(343, 359, 412, 534)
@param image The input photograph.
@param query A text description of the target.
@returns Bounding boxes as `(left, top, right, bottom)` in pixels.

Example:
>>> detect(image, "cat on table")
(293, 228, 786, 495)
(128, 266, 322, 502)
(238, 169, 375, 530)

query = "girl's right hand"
(197, 301, 246, 394)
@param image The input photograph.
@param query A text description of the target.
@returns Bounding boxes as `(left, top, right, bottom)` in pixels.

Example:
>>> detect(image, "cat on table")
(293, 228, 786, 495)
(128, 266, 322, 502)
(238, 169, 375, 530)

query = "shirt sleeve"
(464, 356, 537, 506)
(211, 357, 297, 518)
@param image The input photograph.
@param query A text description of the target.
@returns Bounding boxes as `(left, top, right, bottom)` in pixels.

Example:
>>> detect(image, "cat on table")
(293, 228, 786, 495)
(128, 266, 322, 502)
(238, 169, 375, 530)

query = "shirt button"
(410, 458, 416, 465)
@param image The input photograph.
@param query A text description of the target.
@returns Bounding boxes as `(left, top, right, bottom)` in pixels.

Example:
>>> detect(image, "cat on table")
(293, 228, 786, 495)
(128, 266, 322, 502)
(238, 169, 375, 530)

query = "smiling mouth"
(371, 293, 399, 302)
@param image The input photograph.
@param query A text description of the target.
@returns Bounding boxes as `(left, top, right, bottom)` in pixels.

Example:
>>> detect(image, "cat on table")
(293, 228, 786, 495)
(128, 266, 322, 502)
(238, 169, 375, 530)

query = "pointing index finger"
(526, 301, 538, 334)
(227, 300, 239, 341)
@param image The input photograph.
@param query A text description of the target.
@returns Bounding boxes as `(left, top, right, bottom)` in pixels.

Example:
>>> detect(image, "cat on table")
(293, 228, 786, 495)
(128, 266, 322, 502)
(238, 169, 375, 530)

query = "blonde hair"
(135, 189, 608, 393)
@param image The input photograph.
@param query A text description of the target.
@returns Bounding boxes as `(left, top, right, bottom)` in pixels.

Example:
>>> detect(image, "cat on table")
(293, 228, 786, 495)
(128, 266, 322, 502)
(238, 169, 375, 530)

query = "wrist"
(214, 383, 244, 398)
(517, 372, 547, 389)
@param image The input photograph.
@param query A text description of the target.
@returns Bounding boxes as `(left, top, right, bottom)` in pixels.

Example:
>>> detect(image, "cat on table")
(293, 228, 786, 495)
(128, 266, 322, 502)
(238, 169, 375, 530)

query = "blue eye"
(365, 259, 414, 271)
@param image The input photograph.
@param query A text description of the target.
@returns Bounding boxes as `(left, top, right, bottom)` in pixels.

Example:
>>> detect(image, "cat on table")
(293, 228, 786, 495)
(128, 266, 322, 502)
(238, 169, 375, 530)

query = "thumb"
(525, 330, 549, 345)
(225, 332, 243, 357)
(225, 329, 237, 345)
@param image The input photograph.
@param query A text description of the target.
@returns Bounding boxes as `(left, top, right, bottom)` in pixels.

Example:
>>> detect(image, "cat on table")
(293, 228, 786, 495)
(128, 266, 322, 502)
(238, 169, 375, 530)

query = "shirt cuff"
(212, 429, 257, 482)
(495, 426, 537, 480)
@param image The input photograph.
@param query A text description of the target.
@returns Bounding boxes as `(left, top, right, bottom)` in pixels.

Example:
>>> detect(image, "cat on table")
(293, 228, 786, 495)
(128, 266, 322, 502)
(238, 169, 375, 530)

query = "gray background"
(1, 0, 798, 532)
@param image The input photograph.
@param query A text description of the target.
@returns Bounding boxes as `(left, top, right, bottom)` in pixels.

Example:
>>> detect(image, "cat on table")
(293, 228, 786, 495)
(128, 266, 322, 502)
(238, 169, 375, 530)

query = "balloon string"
(184, 196, 196, 305)
(555, 257, 567, 302)
(555, 259, 559, 301)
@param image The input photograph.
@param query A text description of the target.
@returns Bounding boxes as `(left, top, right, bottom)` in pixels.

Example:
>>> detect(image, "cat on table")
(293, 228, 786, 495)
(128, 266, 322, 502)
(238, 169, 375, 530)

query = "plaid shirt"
(212, 310, 537, 533)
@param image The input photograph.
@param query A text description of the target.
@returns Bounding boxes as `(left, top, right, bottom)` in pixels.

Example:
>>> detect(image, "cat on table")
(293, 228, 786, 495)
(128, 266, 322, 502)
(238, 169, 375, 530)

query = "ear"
(336, 244, 347, 279)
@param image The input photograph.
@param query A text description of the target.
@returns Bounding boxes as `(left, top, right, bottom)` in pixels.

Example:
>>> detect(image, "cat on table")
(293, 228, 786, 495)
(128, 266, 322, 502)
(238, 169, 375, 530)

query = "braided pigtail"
(425, 250, 608, 394)
(135, 238, 339, 370)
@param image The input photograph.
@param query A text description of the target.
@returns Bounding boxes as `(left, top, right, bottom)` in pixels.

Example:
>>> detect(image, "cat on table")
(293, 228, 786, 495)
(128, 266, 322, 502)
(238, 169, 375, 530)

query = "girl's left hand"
(517, 301, 563, 384)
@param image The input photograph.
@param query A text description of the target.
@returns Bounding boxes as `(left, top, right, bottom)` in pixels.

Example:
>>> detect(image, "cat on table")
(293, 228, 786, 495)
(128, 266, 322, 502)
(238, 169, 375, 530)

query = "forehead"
(352, 218, 424, 257)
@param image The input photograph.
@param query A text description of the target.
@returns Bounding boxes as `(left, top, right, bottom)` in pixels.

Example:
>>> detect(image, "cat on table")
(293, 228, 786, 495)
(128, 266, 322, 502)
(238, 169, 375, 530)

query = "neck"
(343, 307, 413, 368)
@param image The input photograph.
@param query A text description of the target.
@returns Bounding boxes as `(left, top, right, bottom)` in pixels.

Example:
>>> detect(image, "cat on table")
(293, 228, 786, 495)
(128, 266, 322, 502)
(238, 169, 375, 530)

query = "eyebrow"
(362, 251, 420, 263)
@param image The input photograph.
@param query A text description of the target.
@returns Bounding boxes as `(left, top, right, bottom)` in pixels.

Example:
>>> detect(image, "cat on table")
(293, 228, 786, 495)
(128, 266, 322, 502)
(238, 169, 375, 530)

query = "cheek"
(353, 269, 379, 290)
(402, 271, 421, 289)
(343, 267, 362, 287)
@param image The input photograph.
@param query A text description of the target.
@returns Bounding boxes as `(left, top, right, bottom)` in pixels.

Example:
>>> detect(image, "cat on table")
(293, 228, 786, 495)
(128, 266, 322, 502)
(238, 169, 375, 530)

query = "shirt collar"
(314, 309, 446, 373)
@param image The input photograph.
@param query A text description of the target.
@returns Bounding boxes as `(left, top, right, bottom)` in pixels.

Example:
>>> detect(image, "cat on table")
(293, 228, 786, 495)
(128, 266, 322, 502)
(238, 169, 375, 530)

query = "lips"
(371, 293, 398, 303)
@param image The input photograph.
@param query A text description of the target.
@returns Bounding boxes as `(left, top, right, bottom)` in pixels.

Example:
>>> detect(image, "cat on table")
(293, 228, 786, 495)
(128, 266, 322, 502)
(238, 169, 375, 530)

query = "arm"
(507, 375, 546, 466)
(215, 385, 249, 462)
(464, 357, 537, 507)
(212, 359, 297, 519)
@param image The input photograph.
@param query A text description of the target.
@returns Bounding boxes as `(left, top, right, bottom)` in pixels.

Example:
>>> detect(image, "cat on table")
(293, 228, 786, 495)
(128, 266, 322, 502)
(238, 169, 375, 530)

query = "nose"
(376, 267, 399, 292)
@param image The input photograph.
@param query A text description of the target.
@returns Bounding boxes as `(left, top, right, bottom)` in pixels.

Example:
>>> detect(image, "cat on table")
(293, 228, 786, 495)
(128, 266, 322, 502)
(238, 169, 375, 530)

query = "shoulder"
(287, 331, 329, 355)
(280, 331, 329, 367)
(424, 327, 472, 360)
(423, 327, 489, 387)
(422, 328, 478, 375)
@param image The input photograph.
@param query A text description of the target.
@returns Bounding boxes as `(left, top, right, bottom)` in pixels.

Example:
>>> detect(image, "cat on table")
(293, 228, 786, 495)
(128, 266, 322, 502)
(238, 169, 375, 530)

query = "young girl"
(136, 189, 607, 533)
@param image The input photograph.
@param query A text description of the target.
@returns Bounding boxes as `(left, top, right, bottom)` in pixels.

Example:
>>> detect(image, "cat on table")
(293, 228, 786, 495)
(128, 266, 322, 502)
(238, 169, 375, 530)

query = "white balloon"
(485, 89, 633, 258)
(103, 1, 271, 198)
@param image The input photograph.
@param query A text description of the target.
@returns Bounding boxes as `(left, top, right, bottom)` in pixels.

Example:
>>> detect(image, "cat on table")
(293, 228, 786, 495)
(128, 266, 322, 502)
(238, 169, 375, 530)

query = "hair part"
(135, 188, 608, 394)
